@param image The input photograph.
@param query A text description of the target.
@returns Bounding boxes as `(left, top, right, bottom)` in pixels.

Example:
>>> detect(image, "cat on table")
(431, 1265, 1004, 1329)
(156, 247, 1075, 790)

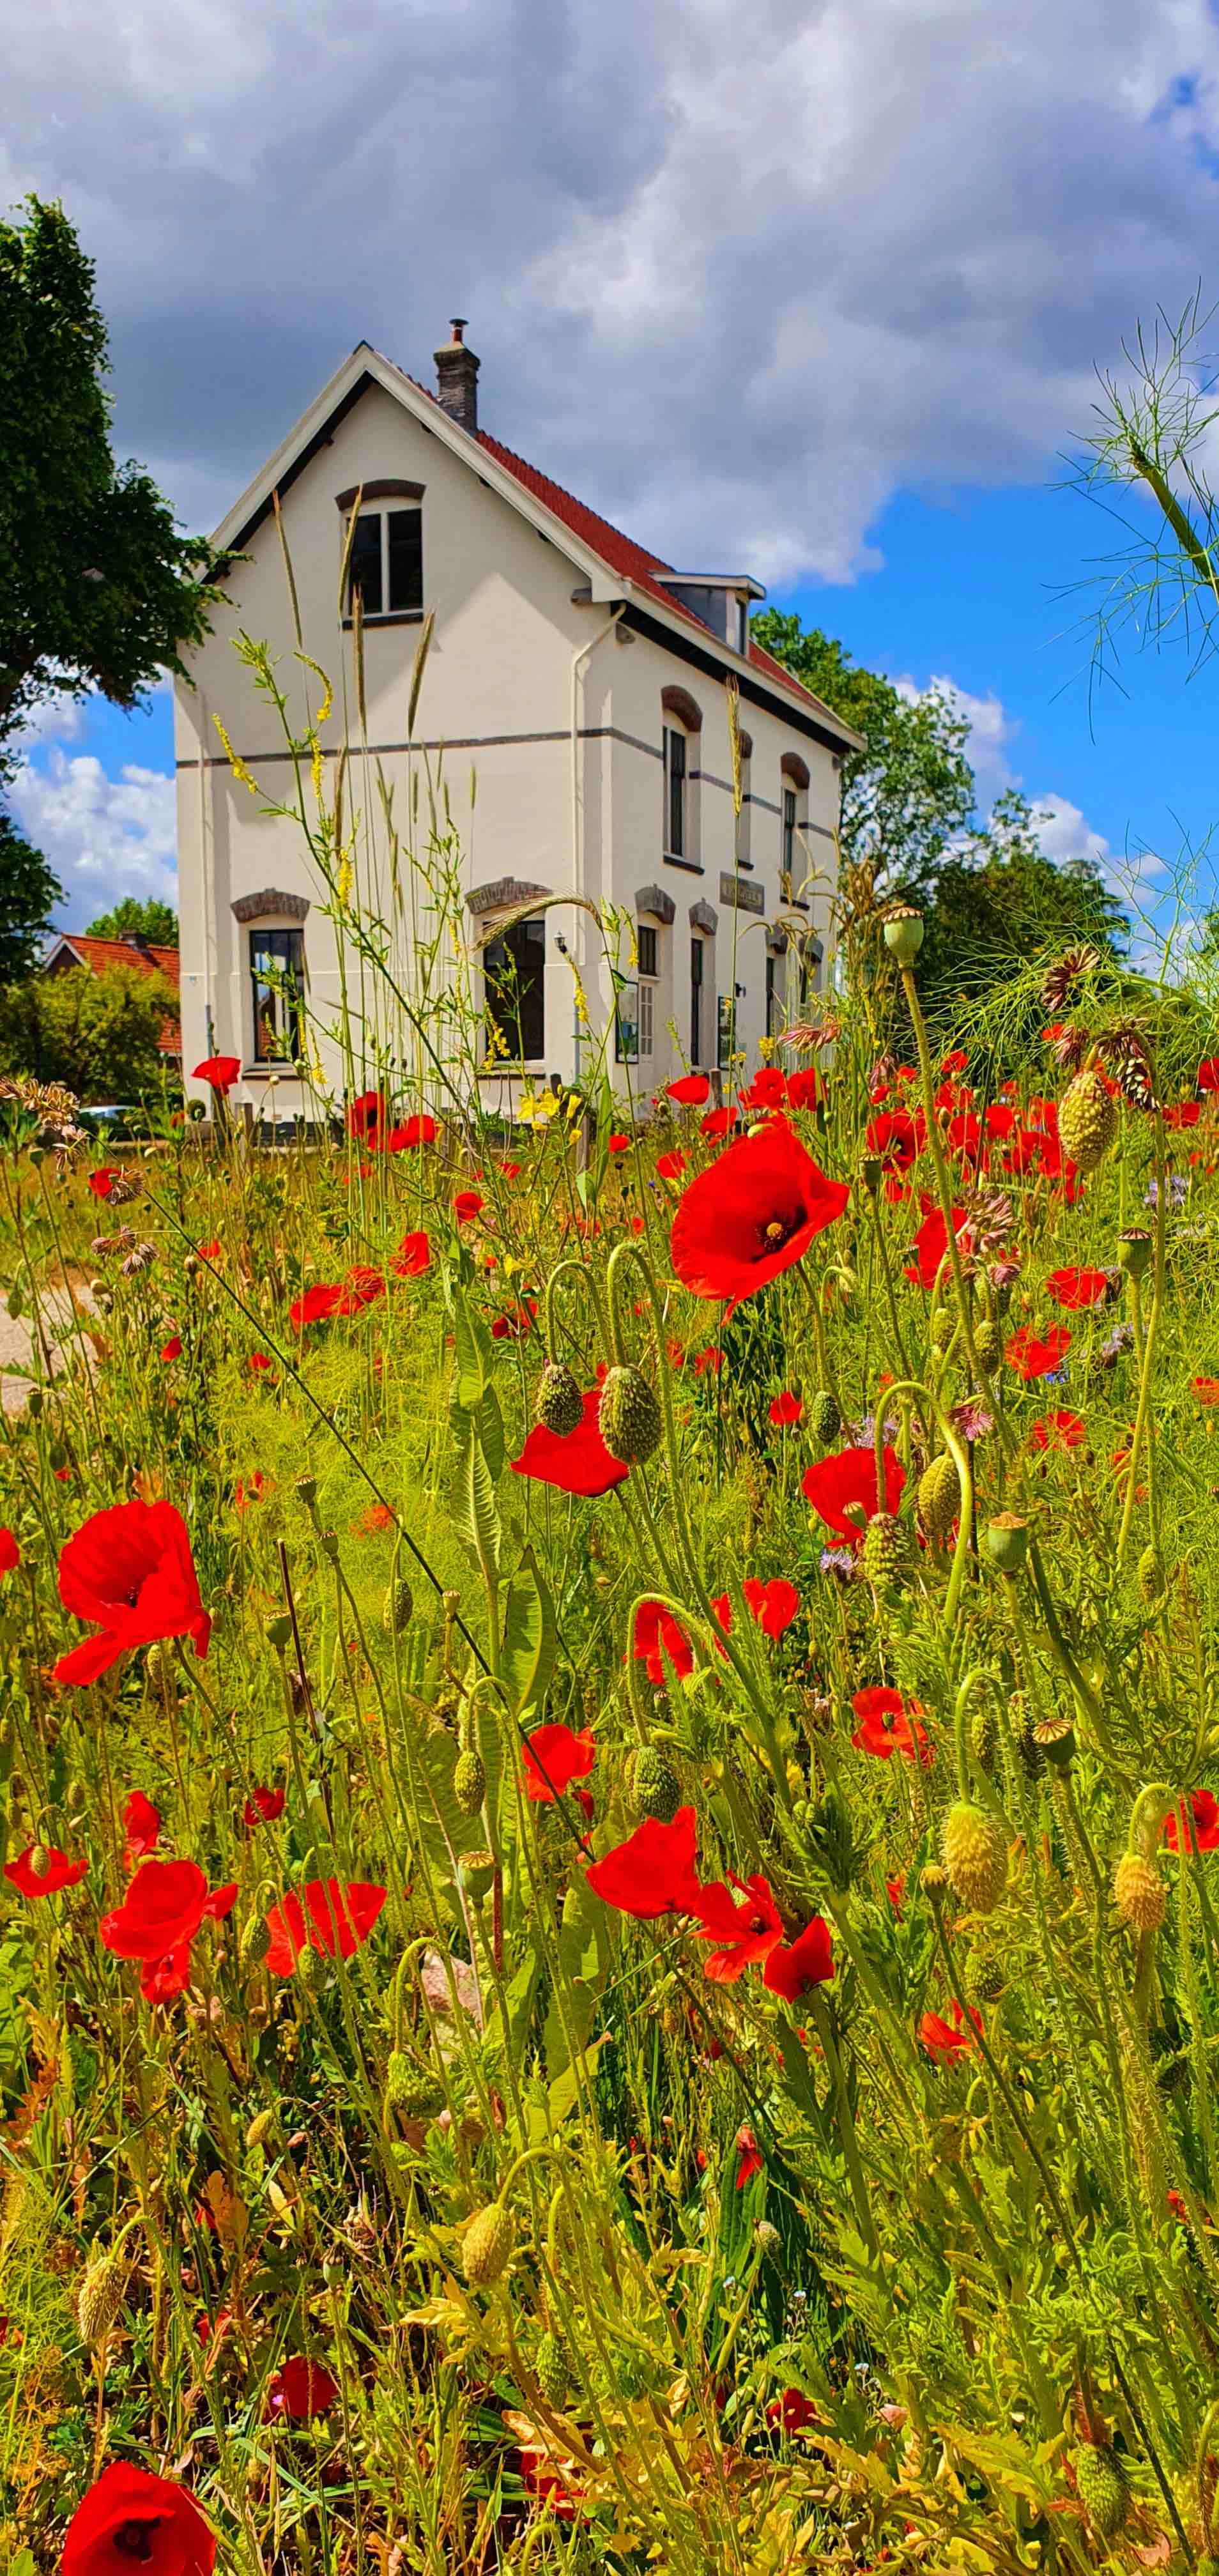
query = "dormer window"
(337, 482, 425, 620)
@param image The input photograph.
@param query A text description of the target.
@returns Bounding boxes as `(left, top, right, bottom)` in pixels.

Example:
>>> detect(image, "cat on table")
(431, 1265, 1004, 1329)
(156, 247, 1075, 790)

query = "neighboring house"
(41, 933, 181, 1061)
(174, 323, 862, 1114)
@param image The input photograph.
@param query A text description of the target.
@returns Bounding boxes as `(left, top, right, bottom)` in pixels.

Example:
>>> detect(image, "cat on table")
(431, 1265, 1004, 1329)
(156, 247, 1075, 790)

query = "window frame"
(717, 992, 736, 1071)
(690, 934, 705, 1065)
(249, 924, 306, 1069)
(483, 914, 546, 1065)
(663, 723, 687, 859)
(345, 503, 424, 620)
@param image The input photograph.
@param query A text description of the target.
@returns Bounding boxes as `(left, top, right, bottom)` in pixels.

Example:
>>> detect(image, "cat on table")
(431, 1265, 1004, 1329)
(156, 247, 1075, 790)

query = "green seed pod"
(26, 1386, 43, 1420)
(383, 1575, 414, 1636)
(263, 1612, 293, 1651)
(318, 1529, 340, 1561)
(240, 1914, 272, 1970)
(630, 1744, 682, 1823)
(296, 1473, 318, 1508)
(1059, 1068, 1117, 1176)
(77, 2247, 126, 2349)
(882, 905, 924, 967)
(535, 2329, 568, 2407)
(462, 2200, 514, 2287)
(535, 1362, 584, 1436)
(296, 1942, 320, 1993)
(454, 1746, 486, 1818)
(985, 1513, 1029, 1575)
(1071, 2443, 1130, 2540)
(808, 1389, 841, 1443)
(599, 1365, 662, 1464)
(1137, 1544, 1166, 1606)
(1116, 1227, 1153, 1282)
(942, 1801, 1008, 1913)
(970, 1699, 998, 1774)
(861, 1512, 914, 1591)
(917, 1452, 960, 1545)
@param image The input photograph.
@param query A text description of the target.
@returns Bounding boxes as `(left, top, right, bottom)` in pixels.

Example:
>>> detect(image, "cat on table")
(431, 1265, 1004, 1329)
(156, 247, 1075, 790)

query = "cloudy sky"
(7, 0, 1219, 940)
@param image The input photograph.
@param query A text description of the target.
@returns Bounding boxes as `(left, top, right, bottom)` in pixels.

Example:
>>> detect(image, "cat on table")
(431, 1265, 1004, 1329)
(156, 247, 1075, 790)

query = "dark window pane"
(666, 728, 686, 855)
(485, 917, 545, 1062)
(348, 514, 383, 616)
(387, 508, 423, 612)
(690, 935, 703, 1062)
(783, 788, 796, 874)
(638, 924, 657, 978)
(250, 926, 305, 1062)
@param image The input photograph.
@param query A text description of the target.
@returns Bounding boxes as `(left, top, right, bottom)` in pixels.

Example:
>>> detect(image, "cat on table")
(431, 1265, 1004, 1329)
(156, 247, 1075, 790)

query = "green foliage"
(0, 962, 177, 1099)
(84, 895, 178, 946)
(0, 197, 225, 767)
(751, 608, 976, 893)
(917, 785, 1130, 1019)
(0, 813, 62, 979)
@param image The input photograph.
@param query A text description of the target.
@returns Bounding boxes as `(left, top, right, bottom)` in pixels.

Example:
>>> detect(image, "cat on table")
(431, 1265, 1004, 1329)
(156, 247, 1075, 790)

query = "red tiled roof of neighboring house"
(45, 938, 181, 1056)
(475, 425, 828, 714)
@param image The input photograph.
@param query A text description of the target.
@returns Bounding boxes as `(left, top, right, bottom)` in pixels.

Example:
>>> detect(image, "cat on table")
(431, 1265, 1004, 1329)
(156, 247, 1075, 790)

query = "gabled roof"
(43, 937, 181, 1055)
(213, 343, 864, 756)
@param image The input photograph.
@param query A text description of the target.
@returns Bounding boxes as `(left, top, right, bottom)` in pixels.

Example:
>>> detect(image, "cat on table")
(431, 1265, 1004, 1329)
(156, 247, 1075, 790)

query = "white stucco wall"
(174, 367, 843, 1119)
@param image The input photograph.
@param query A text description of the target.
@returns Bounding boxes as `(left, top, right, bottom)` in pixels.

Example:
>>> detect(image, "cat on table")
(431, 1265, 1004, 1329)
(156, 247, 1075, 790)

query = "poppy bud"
(29, 1843, 50, 1880)
(246, 2109, 275, 2149)
(1137, 1545, 1166, 1606)
(1116, 1227, 1152, 1281)
(453, 1747, 486, 1817)
(919, 1863, 950, 1899)
(754, 2219, 781, 2255)
(917, 1452, 960, 1545)
(964, 1950, 1005, 2003)
(264, 1613, 293, 1650)
(535, 1362, 583, 1436)
(77, 2245, 126, 2348)
(383, 1575, 413, 1635)
(599, 1365, 662, 1464)
(974, 1319, 1002, 1370)
(184, 1254, 199, 1278)
(65, 1780, 88, 1816)
(26, 1386, 42, 1419)
(240, 1915, 272, 1968)
(1059, 1068, 1117, 1175)
(629, 1744, 682, 1823)
(1114, 1851, 1165, 1932)
(882, 905, 924, 967)
(385, 2051, 442, 2121)
(1070, 2442, 1130, 2540)
(985, 1513, 1029, 1574)
(861, 1512, 913, 1592)
(942, 1802, 1008, 1913)
(535, 2327, 567, 2405)
(806, 1785, 858, 1892)
(462, 2199, 514, 2287)
(808, 1389, 840, 1444)
(930, 1307, 956, 1353)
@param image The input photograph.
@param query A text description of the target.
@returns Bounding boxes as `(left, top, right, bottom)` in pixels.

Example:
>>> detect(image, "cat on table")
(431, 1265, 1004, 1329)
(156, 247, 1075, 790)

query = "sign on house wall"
(719, 873, 766, 916)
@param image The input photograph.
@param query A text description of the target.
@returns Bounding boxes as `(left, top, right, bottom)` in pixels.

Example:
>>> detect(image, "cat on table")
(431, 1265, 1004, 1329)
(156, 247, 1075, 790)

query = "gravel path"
(0, 1284, 96, 1415)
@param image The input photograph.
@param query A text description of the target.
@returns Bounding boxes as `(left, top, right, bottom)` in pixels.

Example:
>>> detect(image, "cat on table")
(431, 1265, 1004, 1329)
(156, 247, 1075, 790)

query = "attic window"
(346, 505, 424, 618)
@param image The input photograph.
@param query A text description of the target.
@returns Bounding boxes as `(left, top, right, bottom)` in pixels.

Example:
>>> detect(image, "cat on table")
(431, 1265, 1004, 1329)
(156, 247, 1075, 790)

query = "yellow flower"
(213, 717, 259, 797)
(337, 855, 354, 910)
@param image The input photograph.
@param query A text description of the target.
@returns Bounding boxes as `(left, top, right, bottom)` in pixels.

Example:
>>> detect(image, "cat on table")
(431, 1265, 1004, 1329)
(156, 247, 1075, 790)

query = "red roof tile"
(56, 937, 180, 988)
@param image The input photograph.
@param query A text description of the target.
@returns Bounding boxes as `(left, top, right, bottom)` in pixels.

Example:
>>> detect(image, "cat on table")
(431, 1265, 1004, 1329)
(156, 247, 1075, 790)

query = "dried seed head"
(77, 2246, 126, 2349)
(942, 1802, 1008, 1913)
(1114, 1851, 1166, 1932)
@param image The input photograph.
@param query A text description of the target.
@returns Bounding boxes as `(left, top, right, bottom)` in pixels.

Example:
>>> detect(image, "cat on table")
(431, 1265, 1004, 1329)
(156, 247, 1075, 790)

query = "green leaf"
(501, 1547, 556, 1722)
(452, 1286, 493, 1413)
(548, 2037, 606, 2129)
(448, 1414, 501, 1581)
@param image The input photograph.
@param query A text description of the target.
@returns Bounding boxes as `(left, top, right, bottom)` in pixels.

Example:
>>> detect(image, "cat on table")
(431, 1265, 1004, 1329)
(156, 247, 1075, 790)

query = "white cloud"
(4, 1, 1219, 581)
(896, 671, 1020, 808)
(7, 750, 176, 926)
(13, 691, 88, 751)
(896, 667, 1164, 895)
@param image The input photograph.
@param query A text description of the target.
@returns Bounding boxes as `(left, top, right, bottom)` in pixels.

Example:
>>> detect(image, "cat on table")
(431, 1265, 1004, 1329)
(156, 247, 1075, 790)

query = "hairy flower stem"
(1117, 1126, 1167, 1566)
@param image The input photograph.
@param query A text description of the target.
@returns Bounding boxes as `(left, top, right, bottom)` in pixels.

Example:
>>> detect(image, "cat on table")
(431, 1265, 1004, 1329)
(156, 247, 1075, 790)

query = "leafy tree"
(751, 611, 976, 894)
(85, 895, 178, 946)
(917, 788, 1128, 1012)
(0, 813, 63, 979)
(0, 196, 224, 770)
(0, 964, 177, 1101)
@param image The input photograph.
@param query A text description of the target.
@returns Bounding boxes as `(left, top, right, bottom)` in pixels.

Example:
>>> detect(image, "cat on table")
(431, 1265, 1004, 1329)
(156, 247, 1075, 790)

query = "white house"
(174, 323, 862, 1117)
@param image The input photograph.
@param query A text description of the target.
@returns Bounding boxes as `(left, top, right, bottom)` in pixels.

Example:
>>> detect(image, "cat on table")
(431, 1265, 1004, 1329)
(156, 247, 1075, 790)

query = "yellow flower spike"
(213, 716, 259, 797)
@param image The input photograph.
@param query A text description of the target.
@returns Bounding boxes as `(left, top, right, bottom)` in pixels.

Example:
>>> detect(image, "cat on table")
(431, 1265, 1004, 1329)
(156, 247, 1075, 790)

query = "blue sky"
(7, 0, 1219, 952)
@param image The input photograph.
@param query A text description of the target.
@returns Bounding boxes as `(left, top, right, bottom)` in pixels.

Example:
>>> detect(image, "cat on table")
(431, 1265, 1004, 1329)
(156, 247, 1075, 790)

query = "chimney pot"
(434, 319, 479, 434)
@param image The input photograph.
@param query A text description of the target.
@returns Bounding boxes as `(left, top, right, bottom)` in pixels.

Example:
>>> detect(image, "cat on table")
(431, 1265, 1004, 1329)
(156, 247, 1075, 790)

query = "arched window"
(337, 480, 425, 621)
(661, 687, 702, 866)
(779, 752, 810, 889)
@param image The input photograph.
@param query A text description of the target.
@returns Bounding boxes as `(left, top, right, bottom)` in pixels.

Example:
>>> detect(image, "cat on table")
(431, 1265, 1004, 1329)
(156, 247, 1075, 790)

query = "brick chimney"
(434, 318, 479, 434)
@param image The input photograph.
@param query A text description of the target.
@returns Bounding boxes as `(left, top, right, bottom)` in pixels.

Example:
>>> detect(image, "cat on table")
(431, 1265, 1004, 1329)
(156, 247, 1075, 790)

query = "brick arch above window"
(231, 888, 310, 923)
(780, 751, 811, 790)
(634, 884, 676, 925)
(661, 683, 703, 733)
(335, 479, 425, 509)
(689, 899, 718, 936)
(466, 876, 551, 914)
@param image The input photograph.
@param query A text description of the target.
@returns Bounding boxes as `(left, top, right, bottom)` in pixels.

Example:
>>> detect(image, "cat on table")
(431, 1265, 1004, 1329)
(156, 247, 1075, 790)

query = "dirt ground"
(0, 1285, 95, 1415)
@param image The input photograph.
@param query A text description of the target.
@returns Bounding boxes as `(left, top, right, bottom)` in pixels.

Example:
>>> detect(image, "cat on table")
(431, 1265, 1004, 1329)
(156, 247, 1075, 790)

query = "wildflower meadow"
(4, 620, 1219, 2575)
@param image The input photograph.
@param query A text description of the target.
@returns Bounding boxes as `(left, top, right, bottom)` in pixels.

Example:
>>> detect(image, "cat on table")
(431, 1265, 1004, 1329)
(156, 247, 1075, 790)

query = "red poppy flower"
(701, 1104, 739, 1139)
(123, 1791, 162, 1868)
(885, 1873, 905, 1915)
(767, 2388, 819, 2433)
(1045, 1268, 1110, 1310)
(243, 1784, 286, 1827)
(86, 1166, 119, 1199)
(768, 1390, 802, 1427)
(510, 1387, 629, 1497)
(803, 1445, 905, 1542)
(4, 1843, 88, 1897)
(1006, 1323, 1071, 1381)
(668, 1073, 710, 1107)
(267, 2357, 339, 2419)
(671, 1121, 849, 1311)
(742, 1575, 800, 1639)
(851, 1686, 933, 1767)
(392, 1229, 431, 1277)
(386, 1111, 437, 1150)
(940, 1049, 968, 1076)
(347, 1089, 385, 1141)
(608, 1131, 631, 1153)
(248, 1352, 273, 1375)
(735, 2125, 763, 2189)
(762, 1915, 834, 1999)
(1030, 1409, 1087, 1452)
(234, 1472, 266, 1511)
(63, 2461, 217, 2576)
(691, 1873, 783, 1982)
(656, 1149, 687, 1181)
(1193, 1376, 1219, 1406)
(693, 1345, 722, 1376)
(0, 1528, 19, 1572)
(291, 1282, 342, 1326)
(491, 1298, 540, 1339)
(54, 1499, 211, 1687)
(585, 1805, 702, 1919)
(1164, 1101, 1201, 1129)
(786, 1066, 824, 1111)
(742, 1066, 787, 1110)
(1163, 1791, 1219, 1853)
(632, 1600, 694, 1684)
(197, 1238, 222, 1261)
(522, 1724, 595, 1803)
(159, 1335, 182, 1361)
(100, 1858, 236, 1965)
(904, 1201, 970, 1291)
(1199, 1057, 1219, 1094)
(193, 1055, 240, 1093)
(865, 1110, 922, 1173)
(920, 2000, 983, 2066)
(454, 1190, 484, 1223)
(264, 1877, 387, 1976)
